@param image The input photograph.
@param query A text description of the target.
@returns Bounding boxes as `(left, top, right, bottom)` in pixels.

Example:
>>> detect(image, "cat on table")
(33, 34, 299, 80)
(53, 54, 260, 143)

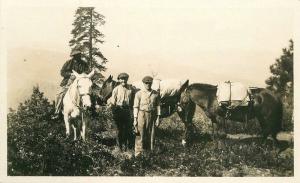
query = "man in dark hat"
(108, 72, 135, 150)
(133, 76, 161, 157)
(52, 47, 89, 119)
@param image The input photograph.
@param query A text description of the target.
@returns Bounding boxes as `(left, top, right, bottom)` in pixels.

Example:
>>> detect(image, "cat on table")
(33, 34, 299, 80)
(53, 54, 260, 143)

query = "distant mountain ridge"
(7, 47, 262, 109)
(7, 48, 68, 109)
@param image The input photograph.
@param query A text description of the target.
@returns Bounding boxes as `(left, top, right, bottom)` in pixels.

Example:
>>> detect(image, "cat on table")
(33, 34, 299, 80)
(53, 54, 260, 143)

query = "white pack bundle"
(217, 82, 250, 106)
(159, 79, 188, 98)
(132, 79, 188, 99)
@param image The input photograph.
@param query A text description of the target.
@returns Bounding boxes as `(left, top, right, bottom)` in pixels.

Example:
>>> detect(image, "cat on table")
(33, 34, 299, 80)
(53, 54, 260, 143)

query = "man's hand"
(155, 116, 161, 127)
(133, 118, 138, 127)
(133, 118, 139, 135)
(70, 73, 76, 80)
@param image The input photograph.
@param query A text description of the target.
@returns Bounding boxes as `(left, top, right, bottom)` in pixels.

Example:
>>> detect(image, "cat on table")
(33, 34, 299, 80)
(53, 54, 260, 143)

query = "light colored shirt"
(109, 84, 133, 106)
(133, 89, 161, 117)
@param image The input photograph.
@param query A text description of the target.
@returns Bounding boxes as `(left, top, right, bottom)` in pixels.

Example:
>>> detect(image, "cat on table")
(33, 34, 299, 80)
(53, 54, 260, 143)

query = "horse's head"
(98, 75, 118, 105)
(73, 69, 95, 109)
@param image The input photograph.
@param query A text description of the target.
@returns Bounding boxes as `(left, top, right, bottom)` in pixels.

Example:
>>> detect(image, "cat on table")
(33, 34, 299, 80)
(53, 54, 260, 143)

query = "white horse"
(63, 69, 94, 141)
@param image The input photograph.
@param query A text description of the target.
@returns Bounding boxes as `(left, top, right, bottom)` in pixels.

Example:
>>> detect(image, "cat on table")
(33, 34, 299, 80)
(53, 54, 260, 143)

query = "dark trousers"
(111, 106, 134, 150)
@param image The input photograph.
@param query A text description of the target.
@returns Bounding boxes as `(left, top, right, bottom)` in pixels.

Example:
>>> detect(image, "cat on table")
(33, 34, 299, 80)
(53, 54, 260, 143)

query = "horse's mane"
(187, 83, 217, 92)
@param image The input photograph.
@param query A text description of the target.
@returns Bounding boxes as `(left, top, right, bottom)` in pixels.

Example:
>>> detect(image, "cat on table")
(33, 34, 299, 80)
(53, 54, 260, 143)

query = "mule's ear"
(72, 70, 80, 77)
(108, 75, 113, 80)
(87, 69, 95, 78)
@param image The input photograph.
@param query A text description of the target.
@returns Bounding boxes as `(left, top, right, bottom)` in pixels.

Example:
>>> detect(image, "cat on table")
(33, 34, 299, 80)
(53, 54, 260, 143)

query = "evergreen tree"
(265, 40, 294, 130)
(7, 86, 54, 175)
(69, 7, 107, 71)
(265, 39, 293, 96)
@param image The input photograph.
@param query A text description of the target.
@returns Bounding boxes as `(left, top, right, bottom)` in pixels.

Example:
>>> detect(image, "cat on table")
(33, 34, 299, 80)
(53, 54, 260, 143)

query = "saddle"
(217, 81, 252, 117)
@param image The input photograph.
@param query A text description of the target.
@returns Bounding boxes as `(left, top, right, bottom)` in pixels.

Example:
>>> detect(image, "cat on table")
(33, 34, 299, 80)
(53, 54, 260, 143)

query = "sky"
(3, 0, 295, 87)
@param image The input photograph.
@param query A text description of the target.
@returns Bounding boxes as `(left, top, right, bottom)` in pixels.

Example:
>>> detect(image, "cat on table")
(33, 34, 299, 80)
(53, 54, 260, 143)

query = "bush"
(8, 86, 54, 175)
(7, 86, 115, 175)
(7, 86, 293, 176)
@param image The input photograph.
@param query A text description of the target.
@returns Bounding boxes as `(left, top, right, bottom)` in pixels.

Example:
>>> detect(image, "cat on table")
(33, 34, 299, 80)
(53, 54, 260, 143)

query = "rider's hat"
(117, 73, 129, 80)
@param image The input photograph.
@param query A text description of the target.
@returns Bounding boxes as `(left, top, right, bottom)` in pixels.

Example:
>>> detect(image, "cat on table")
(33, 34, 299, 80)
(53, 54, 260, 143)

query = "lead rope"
(81, 109, 84, 127)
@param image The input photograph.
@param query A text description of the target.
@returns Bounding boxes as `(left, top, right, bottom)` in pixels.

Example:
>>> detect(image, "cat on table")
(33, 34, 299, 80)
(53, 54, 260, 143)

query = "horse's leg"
(151, 119, 155, 151)
(79, 111, 86, 142)
(64, 114, 70, 137)
(204, 111, 218, 139)
(211, 119, 215, 141)
(72, 124, 77, 141)
(177, 111, 188, 146)
(177, 110, 186, 145)
(243, 114, 248, 132)
(222, 117, 227, 134)
(256, 114, 269, 144)
(81, 118, 86, 142)
(178, 101, 196, 146)
(271, 132, 279, 147)
(112, 108, 122, 150)
(186, 103, 196, 144)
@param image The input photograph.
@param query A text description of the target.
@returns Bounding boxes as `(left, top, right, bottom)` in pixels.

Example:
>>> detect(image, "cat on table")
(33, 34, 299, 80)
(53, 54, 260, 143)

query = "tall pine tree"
(265, 39, 293, 96)
(69, 7, 107, 71)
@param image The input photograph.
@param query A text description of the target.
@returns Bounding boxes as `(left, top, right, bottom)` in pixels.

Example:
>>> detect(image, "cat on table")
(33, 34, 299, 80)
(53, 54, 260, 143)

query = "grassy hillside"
(7, 87, 293, 176)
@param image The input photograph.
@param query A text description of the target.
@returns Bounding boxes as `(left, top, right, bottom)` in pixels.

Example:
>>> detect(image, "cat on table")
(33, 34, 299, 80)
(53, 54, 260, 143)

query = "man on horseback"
(108, 73, 135, 151)
(52, 47, 89, 119)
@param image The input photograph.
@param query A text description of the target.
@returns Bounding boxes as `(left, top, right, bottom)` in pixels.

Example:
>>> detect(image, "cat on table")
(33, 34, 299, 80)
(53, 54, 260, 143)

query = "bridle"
(68, 77, 91, 110)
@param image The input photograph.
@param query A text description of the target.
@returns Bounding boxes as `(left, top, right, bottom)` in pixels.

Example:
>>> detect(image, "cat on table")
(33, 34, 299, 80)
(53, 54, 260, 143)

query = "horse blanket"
(217, 81, 250, 107)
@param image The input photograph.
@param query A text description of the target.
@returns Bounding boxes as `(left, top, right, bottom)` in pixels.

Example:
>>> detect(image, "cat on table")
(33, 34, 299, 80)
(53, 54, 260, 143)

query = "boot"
(51, 95, 63, 119)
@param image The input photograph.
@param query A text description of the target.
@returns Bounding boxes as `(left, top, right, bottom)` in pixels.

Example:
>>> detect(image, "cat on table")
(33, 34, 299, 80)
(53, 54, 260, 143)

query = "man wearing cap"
(109, 72, 134, 150)
(52, 47, 89, 119)
(133, 76, 161, 157)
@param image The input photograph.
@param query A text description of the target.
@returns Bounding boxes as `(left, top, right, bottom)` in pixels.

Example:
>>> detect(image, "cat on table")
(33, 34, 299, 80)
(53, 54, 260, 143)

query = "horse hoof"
(177, 106, 183, 112)
(181, 139, 187, 146)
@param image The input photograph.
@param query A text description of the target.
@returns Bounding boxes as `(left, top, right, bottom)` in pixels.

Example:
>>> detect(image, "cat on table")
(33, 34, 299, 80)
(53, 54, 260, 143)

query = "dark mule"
(96, 75, 118, 106)
(181, 83, 283, 143)
(96, 76, 192, 146)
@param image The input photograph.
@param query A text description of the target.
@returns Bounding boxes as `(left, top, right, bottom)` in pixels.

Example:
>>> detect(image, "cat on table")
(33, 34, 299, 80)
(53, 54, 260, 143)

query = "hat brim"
(118, 76, 129, 79)
(70, 51, 81, 56)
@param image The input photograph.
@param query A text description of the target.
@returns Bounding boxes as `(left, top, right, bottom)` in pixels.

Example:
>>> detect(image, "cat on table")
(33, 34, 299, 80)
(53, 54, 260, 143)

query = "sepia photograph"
(1, 0, 297, 180)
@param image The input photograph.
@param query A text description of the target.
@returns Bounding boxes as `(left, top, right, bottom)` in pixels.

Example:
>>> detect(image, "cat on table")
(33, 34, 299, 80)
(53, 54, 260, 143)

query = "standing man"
(109, 73, 134, 151)
(133, 76, 161, 157)
(52, 47, 89, 119)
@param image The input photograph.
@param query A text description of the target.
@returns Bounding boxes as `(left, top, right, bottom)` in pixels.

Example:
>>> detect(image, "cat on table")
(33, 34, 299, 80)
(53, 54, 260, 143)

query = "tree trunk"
(89, 8, 93, 70)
